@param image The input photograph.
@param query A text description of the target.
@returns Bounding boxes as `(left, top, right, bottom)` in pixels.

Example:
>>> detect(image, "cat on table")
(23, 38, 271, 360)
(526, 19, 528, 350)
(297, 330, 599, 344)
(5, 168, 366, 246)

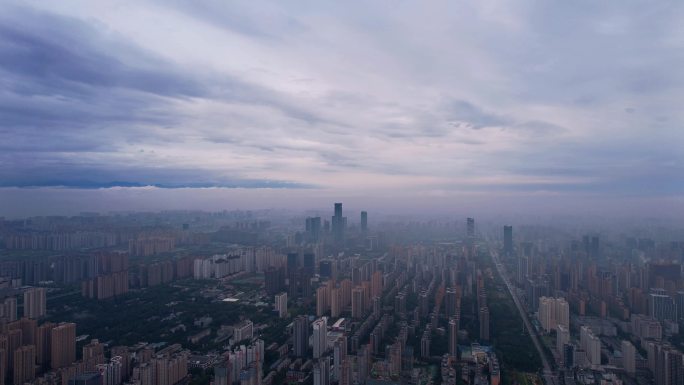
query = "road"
(490, 248, 557, 385)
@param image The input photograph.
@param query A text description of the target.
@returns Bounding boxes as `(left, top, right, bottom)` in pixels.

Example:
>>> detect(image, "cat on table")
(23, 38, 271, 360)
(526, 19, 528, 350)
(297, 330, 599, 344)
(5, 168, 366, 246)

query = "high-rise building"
(466, 218, 475, 238)
(503, 225, 513, 255)
(51, 322, 76, 369)
(305, 217, 322, 243)
(556, 325, 569, 356)
(330, 288, 341, 318)
(303, 253, 316, 276)
(517, 256, 529, 283)
(654, 346, 684, 385)
(0, 296, 17, 321)
(448, 317, 459, 357)
(445, 287, 459, 317)
(351, 287, 364, 319)
(97, 358, 123, 385)
(36, 321, 54, 369)
(316, 284, 330, 317)
(287, 255, 299, 299)
(333, 337, 347, 381)
(622, 340, 636, 376)
(312, 317, 328, 359)
(298, 268, 313, 303)
(388, 341, 402, 376)
(420, 332, 430, 358)
(313, 356, 330, 385)
(19, 317, 37, 346)
(538, 297, 570, 332)
(264, 268, 284, 296)
(356, 345, 370, 383)
(479, 307, 489, 341)
(83, 339, 105, 370)
(275, 293, 288, 318)
(13, 344, 36, 384)
(563, 344, 575, 369)
(580, 326, 601, 366)
(233, 320, 253, 343)
(331, 203, 346, 245)
(339, 358, 351, 385)
(293, 316, 309, 357)
(650, 293, 677, 322)
(360, 211, 368, 233)
(110, 346, 131, 381)
(22, 287, 45, 318)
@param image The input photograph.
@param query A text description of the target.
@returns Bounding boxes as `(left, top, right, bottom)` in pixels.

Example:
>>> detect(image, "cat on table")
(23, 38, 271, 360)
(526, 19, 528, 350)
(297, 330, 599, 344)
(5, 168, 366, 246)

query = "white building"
(275, 292, 288, 318)
(538, 297, 569, 333)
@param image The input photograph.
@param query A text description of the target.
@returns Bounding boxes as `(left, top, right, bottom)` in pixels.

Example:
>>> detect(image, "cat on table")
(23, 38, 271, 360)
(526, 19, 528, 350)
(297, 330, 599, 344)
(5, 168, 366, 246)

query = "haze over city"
(1, 4, 684, 385)
(1, 1, 682, 218)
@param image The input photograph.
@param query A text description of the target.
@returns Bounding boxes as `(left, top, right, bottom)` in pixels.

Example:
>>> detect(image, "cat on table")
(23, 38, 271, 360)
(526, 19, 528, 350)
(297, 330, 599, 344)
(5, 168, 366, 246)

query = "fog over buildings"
(0, 1, 682, 219)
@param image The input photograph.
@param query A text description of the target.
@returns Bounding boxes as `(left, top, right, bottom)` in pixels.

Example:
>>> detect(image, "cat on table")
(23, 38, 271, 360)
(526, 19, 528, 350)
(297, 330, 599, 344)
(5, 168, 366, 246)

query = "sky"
(0, 1, 682, 218)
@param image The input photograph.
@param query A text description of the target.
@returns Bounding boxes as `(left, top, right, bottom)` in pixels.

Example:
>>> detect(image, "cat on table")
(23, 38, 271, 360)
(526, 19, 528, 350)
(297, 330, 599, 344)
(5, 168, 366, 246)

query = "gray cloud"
(0, 0, 681, 216)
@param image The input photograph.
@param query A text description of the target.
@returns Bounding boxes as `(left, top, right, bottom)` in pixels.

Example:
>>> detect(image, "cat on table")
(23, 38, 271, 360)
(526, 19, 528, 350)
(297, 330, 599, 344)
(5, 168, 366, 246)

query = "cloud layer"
(0, 1, 682, 215)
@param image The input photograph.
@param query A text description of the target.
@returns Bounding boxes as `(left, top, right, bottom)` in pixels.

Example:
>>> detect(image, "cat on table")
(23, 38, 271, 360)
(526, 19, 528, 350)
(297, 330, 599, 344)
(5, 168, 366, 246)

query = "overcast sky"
(0, 1, 682, 218)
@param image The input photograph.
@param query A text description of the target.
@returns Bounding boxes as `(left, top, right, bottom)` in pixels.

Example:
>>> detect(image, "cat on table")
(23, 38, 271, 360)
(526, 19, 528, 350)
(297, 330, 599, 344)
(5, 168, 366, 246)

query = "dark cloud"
(0, 163, 313, 190)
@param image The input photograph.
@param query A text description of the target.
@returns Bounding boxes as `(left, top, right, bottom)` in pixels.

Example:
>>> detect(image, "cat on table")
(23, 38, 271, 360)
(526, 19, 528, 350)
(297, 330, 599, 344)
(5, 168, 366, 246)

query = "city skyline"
(1, 1, 682, 218)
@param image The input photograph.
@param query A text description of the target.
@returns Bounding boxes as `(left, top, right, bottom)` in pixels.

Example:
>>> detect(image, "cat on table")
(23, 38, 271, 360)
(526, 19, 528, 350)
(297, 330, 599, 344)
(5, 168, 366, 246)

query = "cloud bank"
(0, 1, 682, 216)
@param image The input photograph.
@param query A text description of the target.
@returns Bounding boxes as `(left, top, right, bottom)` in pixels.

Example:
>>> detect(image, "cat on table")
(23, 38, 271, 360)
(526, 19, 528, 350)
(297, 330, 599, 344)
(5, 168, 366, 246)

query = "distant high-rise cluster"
(81, 253, 129, 300)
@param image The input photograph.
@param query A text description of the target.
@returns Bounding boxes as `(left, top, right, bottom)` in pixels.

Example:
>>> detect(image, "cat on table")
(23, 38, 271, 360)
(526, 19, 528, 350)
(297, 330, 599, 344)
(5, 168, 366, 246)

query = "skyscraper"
(332, 203, 346, 245)
(305, 217, 322, 242)
(293, 316, 309, 357)
(503, 225, 513, 255)
(466, 218, 475, 238)
(448, 317, 459, 357)
(445, 287, 459, 317)
(360, 211, 368, 233)
(479, 307, 489, 341)
(264, 268, 284, 296)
